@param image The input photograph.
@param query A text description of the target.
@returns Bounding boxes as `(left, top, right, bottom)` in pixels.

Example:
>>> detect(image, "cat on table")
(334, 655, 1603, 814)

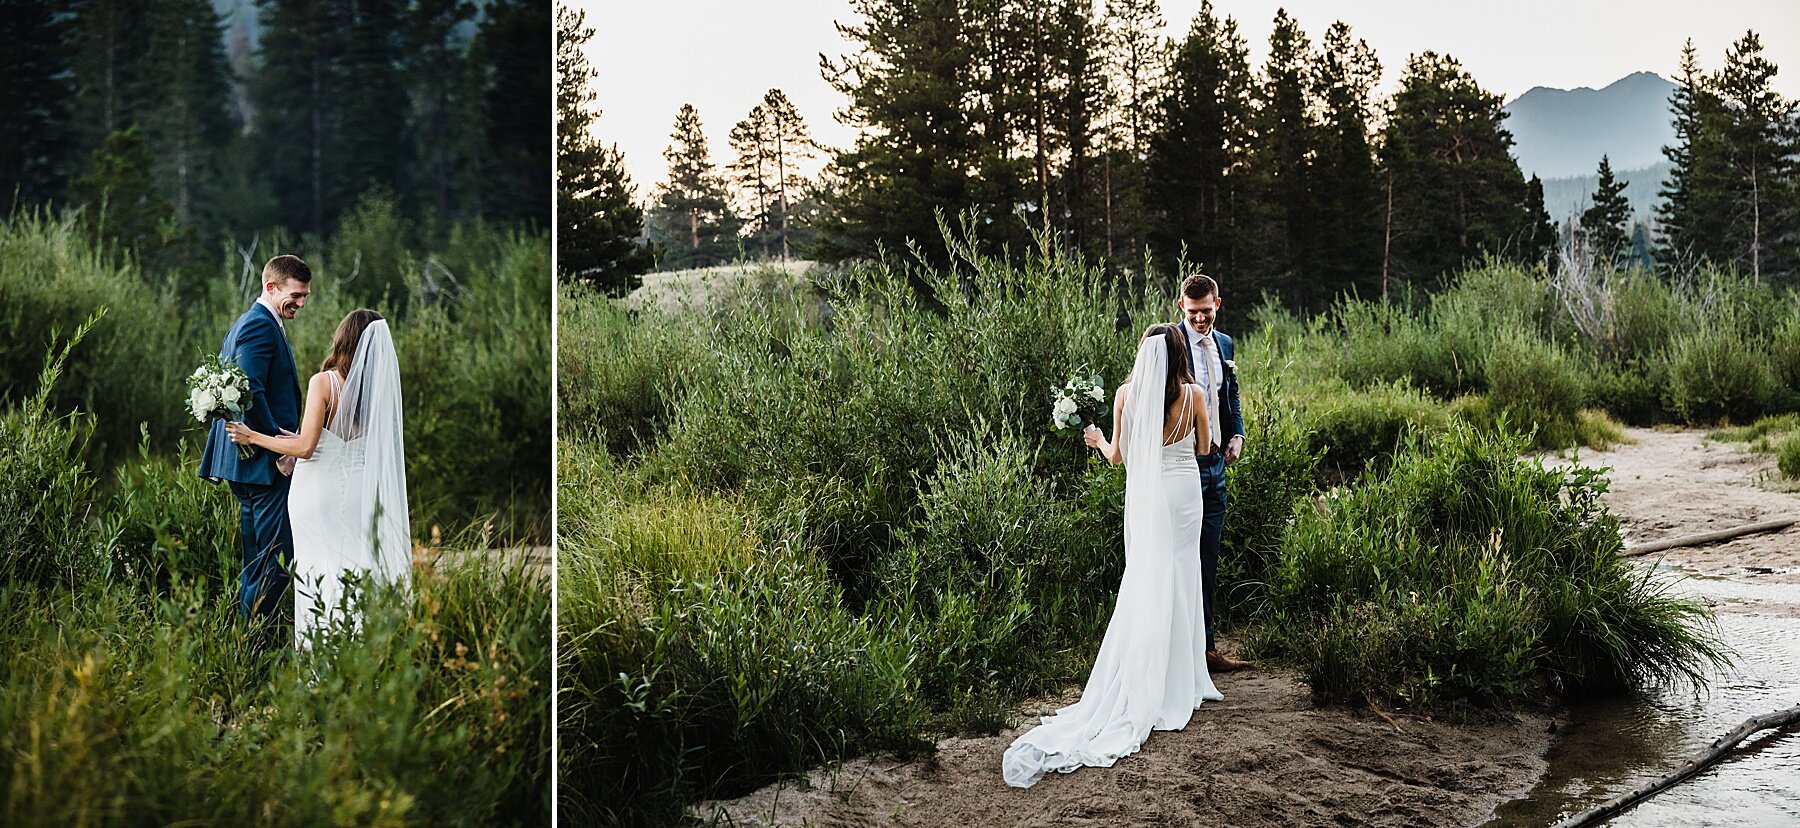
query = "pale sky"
(578, 0, 1800, 196)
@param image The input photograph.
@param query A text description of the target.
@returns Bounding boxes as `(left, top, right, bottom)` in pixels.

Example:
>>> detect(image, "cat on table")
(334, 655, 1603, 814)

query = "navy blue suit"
(198, 303, 302, 629)
(1179, 322, 1245, 650)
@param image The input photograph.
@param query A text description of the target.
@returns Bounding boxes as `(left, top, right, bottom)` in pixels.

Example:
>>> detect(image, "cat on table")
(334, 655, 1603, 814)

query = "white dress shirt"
(255, 295, 287, 335)
(1186, 325, 1222, 453)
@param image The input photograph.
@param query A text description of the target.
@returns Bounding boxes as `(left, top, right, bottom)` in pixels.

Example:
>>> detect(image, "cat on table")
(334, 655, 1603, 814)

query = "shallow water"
(1486, 561, 1800, 827)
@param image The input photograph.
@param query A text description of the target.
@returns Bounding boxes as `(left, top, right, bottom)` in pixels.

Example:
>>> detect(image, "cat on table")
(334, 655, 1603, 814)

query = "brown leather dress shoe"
(1206, 649, 1251, 673)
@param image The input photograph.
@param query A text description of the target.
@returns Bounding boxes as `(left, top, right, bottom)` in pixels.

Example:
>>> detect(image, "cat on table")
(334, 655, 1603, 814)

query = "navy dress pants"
(1196, 450, 1227, 651)
(229, 477, 293, 637)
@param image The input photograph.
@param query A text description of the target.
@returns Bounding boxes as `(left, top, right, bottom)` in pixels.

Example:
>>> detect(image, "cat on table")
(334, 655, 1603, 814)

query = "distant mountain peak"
(1505, 72, 1678, 180)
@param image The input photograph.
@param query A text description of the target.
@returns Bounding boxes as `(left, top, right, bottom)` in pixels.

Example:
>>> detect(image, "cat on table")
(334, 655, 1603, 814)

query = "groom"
(199, 254, 311, 642)
(1176, 272, 1250, 673)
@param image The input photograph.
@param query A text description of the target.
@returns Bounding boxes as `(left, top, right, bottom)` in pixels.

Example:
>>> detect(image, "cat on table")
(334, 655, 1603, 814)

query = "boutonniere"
(1223, 359, 1237, 375)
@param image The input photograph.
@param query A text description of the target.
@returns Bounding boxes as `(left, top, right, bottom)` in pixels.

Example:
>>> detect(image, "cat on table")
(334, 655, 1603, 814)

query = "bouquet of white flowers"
(1050, 369, 1107, 432)
(187, 354, 256, 459)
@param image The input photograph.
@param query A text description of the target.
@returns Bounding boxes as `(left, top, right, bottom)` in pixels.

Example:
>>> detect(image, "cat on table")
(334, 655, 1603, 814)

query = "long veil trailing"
(1003, 334, 1200, 788)
(329, 319, 412, 585)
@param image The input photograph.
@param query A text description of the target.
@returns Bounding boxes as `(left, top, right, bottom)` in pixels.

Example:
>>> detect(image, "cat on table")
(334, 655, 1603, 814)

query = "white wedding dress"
(1003, 336, 1221, 788)
(288, 320, 412, 647)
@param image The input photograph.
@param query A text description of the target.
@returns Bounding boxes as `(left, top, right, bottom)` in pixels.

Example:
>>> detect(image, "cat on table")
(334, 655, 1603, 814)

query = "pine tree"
(1097, 0, 1168, 264)
(0, 0, 75, 208)
(1146, 1, 1253, 279)
(1377, 51, 1533, 287)
(138, 0, 236, 227)
(255, 0, 351, 237)
(1523, 173, 1557, 270)
(760, 89, 816, 260)
(1656, 39, 1734, 271)
(70, 125, 187, 272)
(1579, 156, 1632, 261)
(1307, 20, 1383, 302)
(1244, 8, 1315, 305)
(474, 0, 552, 227)
(818, 0, 1028, 263)
(555, 5, 649, 291)
(729, 103, 775, 257)
(647, 104, 740, 268)
(1712, 30, 1799, 283)
(67, 0, 151, 158)
(404, 0, 479, 221)
(338, 0, 408, 209)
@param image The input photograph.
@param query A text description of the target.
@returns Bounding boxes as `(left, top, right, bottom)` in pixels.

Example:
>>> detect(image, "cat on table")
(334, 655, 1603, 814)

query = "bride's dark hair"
(322, 309, 384, 375)
(1142, 323, 1193, 425)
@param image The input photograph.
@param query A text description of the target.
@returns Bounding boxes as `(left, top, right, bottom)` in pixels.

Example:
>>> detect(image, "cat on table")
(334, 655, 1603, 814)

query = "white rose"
(1051, 414, 1065, 429)
(1087, 387, 1105, 401)
(195, 388, 218, 413)
(220, 386, 241, 405)
(192, 365, 207, 379)
(1054, 397, 1078, 416)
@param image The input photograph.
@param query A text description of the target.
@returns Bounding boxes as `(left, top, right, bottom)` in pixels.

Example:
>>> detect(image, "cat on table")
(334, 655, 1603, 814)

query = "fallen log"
(1554, 703, 1800, 828)
(1623, 516, 1800, 558)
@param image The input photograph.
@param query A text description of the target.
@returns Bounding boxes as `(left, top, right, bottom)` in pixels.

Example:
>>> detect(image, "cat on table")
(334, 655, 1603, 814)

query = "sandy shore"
(1544, 426, 1800, 589)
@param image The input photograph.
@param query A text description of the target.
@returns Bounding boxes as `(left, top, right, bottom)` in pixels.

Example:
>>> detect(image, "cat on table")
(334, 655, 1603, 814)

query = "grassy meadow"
(557, 237, 1790, 825)
(0, 206, 552, 825)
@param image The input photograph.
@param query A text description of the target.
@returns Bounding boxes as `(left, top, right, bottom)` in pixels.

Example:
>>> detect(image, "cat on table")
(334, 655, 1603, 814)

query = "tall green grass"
(0, 330, 549, 825)
(561, 239, 1738, 825)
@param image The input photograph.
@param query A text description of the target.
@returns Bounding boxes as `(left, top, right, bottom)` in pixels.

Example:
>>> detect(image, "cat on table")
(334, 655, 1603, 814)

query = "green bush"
(0, 213, 189, 465)
(1778, 433, 1800, 480)
(557, 435, 924, 826)
(105, 434, 239, 598)
(0, 556, 549, 826)
(0, 324, 108, 588)
(1256, 422, 1727, 707)
(557, 283, 707, 457)
(1329, 299, 1476, 398)
(1481, 329, 1588, 448)
(1587, 358, 1667, 426)
(1219, 395, 1321, 624)
(1664, 323, 1777, 425)
(1304, 380, 1447, 482)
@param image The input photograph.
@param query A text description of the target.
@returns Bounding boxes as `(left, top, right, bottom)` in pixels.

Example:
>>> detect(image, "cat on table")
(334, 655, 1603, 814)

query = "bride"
(227, 309, 412, 647)
(1003, 323, 1222, 788)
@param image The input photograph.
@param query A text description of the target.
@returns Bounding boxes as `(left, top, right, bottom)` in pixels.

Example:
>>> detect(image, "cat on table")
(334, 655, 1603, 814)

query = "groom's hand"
(1223, 435, 1244, 466)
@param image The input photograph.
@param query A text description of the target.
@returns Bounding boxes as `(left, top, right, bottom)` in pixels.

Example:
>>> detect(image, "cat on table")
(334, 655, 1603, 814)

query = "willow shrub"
(1254, 422, 1727, 708)
(556, 437, 927, 828)
(0, 321, 109, 588)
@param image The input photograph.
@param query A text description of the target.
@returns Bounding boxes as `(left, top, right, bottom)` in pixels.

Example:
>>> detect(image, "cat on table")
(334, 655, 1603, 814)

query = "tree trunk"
(1555, 705, 1800, 828)
(1381, 171, 1393, 300)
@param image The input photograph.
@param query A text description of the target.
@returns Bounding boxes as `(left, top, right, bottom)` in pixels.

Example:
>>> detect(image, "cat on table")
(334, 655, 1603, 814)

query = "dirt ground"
(694, 667, 1550, 828)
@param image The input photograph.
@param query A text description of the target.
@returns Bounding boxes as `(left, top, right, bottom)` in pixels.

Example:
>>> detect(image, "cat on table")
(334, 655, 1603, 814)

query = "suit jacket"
(198, 303, 302, 485)
(1178, 321, 1246, 446)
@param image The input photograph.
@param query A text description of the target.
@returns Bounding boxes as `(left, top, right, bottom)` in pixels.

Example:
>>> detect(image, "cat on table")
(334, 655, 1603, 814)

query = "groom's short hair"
(263, 254, 312, 286)
(1180, 272, 1219, 301)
